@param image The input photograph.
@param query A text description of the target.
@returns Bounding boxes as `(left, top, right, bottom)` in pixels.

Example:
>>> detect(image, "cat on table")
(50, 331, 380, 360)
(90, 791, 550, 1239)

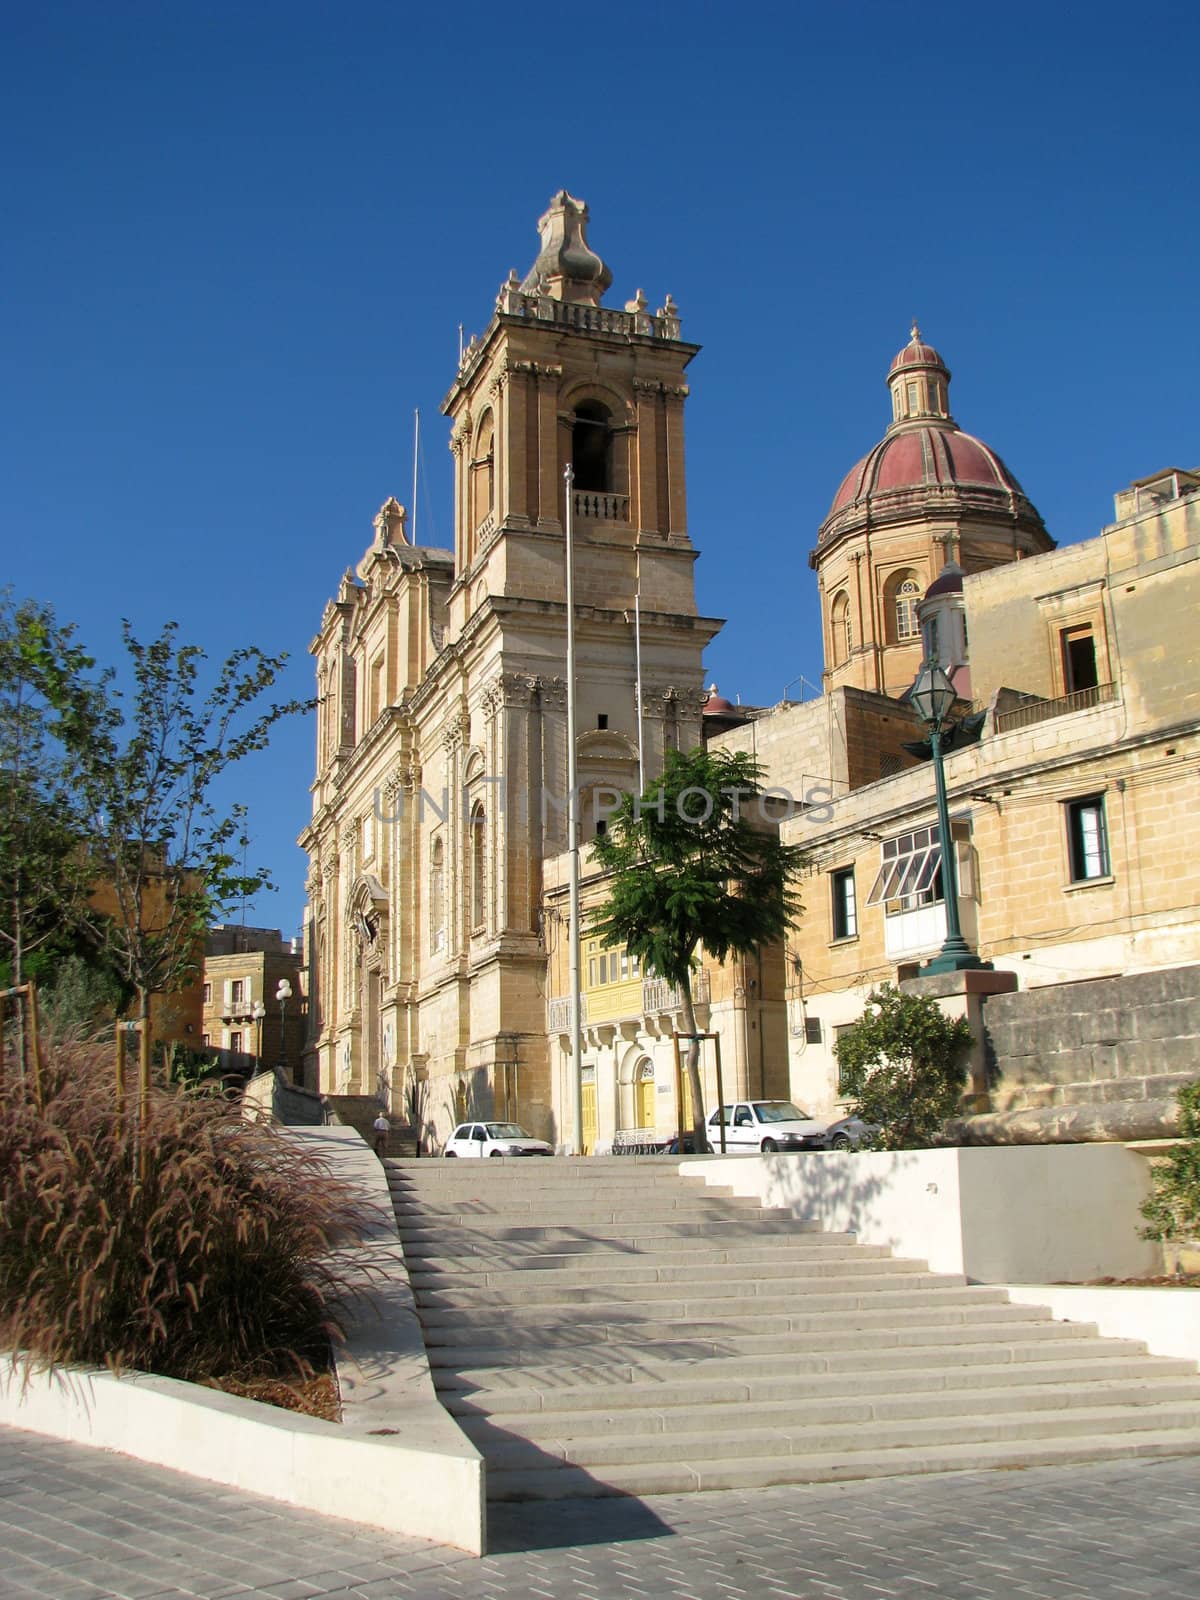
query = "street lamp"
(275, 979, 293, 1079)
(910, 659, 987, 974)
(252, 1000, 266, 1074)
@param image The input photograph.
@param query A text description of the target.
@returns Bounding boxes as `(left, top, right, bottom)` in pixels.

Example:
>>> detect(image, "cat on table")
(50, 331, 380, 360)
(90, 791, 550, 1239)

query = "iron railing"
(994, 680, 1118, 734)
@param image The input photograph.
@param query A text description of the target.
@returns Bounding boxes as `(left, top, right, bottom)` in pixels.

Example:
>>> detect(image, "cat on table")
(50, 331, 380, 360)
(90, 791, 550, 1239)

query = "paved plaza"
(2, 1425, 1200, 1599)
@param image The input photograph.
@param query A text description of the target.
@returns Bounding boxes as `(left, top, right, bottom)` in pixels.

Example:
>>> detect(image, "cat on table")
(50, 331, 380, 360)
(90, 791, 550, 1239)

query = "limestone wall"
(972, 963, 1200, 1141)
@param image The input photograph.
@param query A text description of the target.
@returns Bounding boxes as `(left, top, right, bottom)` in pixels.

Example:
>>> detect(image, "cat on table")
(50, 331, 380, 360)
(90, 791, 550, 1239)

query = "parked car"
(822, 1115, 882, 1150)
(443, 1121, 554, 1158)
(707, 1100, 829, 1153)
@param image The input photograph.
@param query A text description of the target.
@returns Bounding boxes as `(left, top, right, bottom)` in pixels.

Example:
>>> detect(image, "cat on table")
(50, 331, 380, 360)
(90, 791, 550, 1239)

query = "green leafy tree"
(0, 593, 108, 986)
(1140, 1079, 1200, 1262)
(67, 622, 311, 1062)
(834, 984, 974, 1149)
(591, 748, 807, 1153)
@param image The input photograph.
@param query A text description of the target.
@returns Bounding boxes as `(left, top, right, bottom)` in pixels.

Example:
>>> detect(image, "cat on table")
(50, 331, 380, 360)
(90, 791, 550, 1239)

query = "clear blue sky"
(4, 0, 1197, 936)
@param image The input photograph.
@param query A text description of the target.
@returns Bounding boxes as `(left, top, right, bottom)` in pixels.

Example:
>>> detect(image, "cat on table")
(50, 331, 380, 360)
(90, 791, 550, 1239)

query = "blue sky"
(4, 0, 1198, 936)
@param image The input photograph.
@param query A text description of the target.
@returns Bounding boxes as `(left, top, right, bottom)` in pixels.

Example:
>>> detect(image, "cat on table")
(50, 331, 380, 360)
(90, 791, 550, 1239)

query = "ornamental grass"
(0, 1037, 371, 1383)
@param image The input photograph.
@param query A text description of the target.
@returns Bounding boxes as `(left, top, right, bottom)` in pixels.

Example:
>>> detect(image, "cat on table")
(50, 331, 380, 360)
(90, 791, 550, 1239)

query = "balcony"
(573, 490, 629, 522)
(643, 971, 710, 1014)
(546, 970, 710, 1033)
(993, 681, 1118, 735)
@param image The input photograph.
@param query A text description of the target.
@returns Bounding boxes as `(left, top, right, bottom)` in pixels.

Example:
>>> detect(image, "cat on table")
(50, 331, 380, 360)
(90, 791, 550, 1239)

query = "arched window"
(830, 591, 852, 667)
(470, 804, 486, 932)
(469, 411, 495, 552)
(571, 400, 611, 492)
(429, 837, 445, 953)
(896, 576, 928, 643)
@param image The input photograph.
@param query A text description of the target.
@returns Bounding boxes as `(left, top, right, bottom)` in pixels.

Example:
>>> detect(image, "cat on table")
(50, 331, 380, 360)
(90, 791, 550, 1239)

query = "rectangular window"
(833, 1024, 855, 1096)
(201, 1033, 211, 1048)
(804, 1016, 823, 1045)
(1067, 795, 1110, 882)
(230, 1031, 243, 1053)
(202, 982, 212, 1005)
(1061, 626, 1099, 694)
(230, 979, 245, 1005)
(599, 953, 608, 984)
(620, 949, 630, 980)
(831, 867, 858, 940)
(587, 957, 597, 986)
(906, 381, 919, 415)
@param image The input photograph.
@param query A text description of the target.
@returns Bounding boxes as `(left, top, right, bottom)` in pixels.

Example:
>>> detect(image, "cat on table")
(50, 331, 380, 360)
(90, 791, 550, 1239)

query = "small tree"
(68, 622, 310, 1076)
(1140, 1079, 1200, 1265)
(0, 593, 107, 987)
(834, 984, 974, 1150)
(591, 748, 807, 1153)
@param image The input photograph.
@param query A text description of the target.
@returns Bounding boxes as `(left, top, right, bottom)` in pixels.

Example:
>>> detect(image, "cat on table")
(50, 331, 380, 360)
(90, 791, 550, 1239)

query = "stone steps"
(389, 1157, 1200, 1500)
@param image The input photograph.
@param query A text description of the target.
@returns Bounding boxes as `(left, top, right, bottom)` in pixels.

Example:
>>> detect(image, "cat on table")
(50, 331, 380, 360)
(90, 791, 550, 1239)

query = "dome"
(924, 560, 966, 600)
(815, 326, 1048, 554)
(702, 684, 737, 715)
(889, 324, 948, 378)
(828, 428, 1030, 516)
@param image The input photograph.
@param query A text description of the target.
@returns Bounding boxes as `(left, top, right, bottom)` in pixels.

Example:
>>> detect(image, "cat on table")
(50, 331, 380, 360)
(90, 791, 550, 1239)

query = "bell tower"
(442, 190, 705, 636)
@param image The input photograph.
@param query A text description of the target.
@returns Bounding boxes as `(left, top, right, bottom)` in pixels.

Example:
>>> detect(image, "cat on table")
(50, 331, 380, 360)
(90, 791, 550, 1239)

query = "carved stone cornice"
(450, 424, 469, 457)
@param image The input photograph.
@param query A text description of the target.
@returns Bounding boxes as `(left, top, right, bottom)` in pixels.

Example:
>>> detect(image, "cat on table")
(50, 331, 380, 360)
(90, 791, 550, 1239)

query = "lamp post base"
(922, 940, 991, 976)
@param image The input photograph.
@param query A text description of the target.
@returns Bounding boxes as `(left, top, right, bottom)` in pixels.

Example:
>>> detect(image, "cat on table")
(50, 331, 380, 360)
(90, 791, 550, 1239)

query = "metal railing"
(547, 970, 710, 1032)
(642, 970, 710, 1014)
(994, 680, 1118, 734)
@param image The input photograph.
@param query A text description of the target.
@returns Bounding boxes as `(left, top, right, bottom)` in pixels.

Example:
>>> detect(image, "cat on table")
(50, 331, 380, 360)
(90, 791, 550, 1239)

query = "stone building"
(747, 463, 1200, 1142)
(201, 924, 306, 1079)
(301, 195, 1199, 1150)
(299, 193, 719, 1145)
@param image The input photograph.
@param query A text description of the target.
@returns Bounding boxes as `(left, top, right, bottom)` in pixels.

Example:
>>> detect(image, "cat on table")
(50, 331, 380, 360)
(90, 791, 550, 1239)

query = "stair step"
(432, 1334, 1153, 1387)
(403, 1237, 866, 1273)
(455, 1375, 1200, 1443)
(480, 1398, 1200, 1472)
(412, 1292, 1043, 1331)
(440, 1352, 1199, 1416)
(395, 1216, 810, 1243)
(483, 1427, 1200, 1500)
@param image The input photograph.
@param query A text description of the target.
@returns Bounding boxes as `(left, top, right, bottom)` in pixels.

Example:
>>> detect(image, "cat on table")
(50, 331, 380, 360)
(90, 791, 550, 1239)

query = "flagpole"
(564, 463, 583, 1156)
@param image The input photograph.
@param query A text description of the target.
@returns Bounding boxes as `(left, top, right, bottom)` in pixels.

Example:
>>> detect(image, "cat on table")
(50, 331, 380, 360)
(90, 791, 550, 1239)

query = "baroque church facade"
(302, 191, 1200, 1152)
(299, 193, 720, 1141)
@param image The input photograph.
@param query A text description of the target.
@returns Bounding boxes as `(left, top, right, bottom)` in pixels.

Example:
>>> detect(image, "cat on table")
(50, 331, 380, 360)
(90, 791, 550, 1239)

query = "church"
(301, 192, 1200, 1152)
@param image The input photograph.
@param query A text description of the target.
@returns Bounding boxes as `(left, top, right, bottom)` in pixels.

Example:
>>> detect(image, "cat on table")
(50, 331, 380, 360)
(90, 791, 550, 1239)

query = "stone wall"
(968, 964, 1200, 1142)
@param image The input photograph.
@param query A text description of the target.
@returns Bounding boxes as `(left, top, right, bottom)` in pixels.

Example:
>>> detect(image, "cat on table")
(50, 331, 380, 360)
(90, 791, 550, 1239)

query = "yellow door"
(581, 1080, 597, 1155)
(635, 1061, 656, 1129)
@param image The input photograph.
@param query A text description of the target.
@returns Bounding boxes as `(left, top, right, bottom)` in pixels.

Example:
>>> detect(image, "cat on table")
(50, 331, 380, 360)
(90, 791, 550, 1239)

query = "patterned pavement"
(1, 1423, 1199, 1599)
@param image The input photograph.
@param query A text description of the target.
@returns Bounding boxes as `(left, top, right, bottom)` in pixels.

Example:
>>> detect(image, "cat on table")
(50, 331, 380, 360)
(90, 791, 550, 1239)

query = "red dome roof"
(702, 686, 737, 715)
(889, 340, 946, 375)
(829, 425, 1028, 516)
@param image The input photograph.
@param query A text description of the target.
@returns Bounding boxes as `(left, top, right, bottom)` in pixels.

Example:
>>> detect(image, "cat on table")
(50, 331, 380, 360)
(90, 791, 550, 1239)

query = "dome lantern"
(887, 322, 951, 424)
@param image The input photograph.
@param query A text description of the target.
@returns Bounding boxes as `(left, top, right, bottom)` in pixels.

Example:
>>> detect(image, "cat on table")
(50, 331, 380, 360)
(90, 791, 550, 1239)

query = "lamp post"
(909, 660, 987, 975)
(275, 979, 293, 1078)
(252, 999, 266, 1074)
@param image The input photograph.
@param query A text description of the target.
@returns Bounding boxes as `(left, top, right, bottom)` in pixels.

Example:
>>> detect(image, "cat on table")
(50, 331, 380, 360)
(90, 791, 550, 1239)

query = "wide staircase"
(387, 1156, 1200, 1501)
(325, 1094, 418, 1158)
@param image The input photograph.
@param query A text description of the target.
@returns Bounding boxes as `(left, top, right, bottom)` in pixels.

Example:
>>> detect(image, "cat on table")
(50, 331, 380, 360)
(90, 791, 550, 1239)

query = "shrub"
(834, 984, 974, 1150)
(1140, 1079, 1200, 1253)
(0, 1038, 372, 1382)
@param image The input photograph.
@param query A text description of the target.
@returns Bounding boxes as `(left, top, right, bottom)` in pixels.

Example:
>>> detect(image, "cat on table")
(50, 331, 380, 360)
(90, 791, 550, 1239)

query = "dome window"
(830, 590, 852, 666)
(893, 575, 922, 642)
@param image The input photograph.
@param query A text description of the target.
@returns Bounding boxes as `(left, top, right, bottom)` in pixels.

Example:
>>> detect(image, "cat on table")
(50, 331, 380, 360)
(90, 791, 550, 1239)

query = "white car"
(443, 1121, 554, 1158)
(707, 1100, 829, 1153)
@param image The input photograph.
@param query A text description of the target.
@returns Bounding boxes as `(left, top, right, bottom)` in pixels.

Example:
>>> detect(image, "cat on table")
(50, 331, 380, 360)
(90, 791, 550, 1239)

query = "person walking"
(372, 1109, 390, 1159)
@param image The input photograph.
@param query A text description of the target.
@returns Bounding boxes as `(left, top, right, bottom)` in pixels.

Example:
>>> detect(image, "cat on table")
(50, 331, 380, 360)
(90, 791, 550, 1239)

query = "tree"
(0, 593, 107, 987)
(63, 622, 310, 1087)
(834, 984, 974, 1149)
(591, 747, 807, 1153)
(1140, 1079, 1200, 1266)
